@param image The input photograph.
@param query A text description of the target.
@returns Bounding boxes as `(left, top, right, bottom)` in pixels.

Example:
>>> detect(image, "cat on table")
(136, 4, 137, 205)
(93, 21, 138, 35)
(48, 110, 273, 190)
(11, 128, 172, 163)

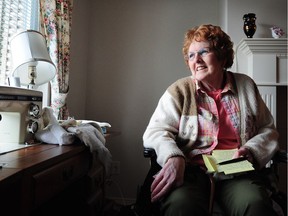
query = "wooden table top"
(0, 131, 119, 184)
(0, 143, 87, 183)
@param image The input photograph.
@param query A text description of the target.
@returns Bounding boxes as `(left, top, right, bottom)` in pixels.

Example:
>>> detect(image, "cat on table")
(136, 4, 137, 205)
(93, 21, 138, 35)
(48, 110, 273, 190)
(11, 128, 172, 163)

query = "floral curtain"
(39, 0, 73, 120)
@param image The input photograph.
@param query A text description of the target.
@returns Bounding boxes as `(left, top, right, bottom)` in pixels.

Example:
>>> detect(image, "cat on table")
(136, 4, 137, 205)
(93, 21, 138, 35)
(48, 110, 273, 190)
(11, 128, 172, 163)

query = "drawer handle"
(62, 167, 74, 181)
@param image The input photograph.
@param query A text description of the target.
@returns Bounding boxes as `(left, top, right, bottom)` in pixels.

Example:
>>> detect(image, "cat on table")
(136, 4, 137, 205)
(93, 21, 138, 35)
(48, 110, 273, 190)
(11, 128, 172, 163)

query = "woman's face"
(187, 40, 225, 90)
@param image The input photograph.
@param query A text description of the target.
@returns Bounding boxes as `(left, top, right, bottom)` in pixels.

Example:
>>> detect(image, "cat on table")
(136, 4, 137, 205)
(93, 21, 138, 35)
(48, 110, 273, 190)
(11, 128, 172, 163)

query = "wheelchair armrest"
(144, 148, 287, 164)
(143, 147, 161, 172)
(143, 147, 156, 158)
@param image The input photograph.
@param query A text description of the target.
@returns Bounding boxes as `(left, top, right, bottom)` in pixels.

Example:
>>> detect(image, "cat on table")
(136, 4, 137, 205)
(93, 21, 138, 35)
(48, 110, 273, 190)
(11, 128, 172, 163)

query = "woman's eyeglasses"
(187, 48, 212, 61)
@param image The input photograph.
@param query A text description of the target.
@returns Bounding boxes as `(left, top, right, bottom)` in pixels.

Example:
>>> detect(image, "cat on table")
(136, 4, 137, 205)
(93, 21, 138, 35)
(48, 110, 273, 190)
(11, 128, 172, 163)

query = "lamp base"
(27, 84, 37, 89)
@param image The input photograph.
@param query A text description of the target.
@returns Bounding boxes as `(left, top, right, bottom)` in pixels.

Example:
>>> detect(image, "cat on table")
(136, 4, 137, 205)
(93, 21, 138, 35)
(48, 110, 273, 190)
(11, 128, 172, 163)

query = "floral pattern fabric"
(40, 0, 73, 119)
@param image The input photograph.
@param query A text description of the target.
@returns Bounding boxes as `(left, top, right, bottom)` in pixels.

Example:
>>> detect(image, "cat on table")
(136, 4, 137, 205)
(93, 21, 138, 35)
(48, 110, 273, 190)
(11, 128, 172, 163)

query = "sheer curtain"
(39, 0, 73, 120)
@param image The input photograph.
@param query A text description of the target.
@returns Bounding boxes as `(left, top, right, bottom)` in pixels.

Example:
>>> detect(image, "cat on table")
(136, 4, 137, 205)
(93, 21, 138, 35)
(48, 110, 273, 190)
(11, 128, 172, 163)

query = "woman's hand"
(150, 156, 185, 203)
(233, 147, 253, 163)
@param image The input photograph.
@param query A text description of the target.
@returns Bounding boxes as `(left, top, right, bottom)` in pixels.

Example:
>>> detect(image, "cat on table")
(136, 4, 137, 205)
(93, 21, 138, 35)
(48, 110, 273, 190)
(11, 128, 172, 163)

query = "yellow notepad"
(202, 149, 254, 175)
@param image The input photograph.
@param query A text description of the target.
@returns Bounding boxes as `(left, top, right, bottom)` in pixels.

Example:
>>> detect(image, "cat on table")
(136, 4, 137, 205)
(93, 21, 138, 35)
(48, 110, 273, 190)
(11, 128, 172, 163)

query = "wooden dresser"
(0, 143, 105, 216)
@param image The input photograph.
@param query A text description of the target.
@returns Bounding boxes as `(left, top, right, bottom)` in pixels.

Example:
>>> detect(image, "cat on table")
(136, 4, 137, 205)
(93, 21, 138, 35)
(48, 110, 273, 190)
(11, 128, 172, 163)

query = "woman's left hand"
(233, 147, 253, 163)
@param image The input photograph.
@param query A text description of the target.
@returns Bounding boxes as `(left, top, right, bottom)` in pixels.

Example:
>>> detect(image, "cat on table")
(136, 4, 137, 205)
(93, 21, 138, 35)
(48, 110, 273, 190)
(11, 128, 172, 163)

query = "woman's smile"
(196, 65, 207, 71)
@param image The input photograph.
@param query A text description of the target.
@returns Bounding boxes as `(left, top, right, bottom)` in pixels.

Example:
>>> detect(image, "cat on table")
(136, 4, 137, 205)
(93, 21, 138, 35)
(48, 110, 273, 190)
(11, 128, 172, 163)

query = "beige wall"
(68, 0, 287, 201)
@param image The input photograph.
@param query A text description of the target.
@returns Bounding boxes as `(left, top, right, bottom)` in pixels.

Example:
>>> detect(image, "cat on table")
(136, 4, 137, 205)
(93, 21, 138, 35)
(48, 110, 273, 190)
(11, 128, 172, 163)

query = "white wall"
(68, 0, 90, 119)
(68, 0, 287, 201)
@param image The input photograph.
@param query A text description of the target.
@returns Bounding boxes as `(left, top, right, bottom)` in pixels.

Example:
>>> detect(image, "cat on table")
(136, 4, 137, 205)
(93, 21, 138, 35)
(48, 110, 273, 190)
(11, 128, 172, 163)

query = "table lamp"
(10, 30, 56, 89)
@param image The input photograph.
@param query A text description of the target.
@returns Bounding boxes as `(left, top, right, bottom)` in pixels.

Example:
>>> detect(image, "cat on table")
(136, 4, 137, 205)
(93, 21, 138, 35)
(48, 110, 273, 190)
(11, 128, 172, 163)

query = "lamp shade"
(10, 30, 56, 86)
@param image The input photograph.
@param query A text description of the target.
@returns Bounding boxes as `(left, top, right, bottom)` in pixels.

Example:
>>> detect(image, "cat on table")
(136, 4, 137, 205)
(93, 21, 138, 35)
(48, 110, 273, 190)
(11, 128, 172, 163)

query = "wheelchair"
(133, 148, 287, 216)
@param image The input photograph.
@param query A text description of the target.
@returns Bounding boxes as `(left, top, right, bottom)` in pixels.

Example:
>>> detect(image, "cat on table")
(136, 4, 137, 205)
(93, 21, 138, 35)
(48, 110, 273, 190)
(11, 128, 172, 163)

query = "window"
(0, 0, 39, 85)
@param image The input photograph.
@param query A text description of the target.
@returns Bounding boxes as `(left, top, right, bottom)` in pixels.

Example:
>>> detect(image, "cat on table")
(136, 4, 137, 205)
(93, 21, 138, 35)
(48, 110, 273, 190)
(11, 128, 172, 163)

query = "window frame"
(0, 0, 39, 85)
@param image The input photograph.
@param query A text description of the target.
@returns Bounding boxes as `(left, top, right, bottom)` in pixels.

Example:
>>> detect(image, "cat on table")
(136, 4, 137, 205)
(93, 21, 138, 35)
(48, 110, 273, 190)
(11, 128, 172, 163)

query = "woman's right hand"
(150, 156, 185, 203)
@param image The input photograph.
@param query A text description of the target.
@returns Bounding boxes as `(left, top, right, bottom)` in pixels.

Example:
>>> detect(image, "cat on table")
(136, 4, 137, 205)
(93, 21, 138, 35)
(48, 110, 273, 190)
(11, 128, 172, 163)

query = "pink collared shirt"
(190, 74, 241, 167)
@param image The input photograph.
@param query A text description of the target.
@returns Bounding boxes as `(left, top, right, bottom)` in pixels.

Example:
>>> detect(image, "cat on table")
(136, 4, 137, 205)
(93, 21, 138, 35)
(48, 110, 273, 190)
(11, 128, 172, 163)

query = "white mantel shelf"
(237, 38, 288, 86)
(238, 38, 288, 55)
(236, 38, 288, 126)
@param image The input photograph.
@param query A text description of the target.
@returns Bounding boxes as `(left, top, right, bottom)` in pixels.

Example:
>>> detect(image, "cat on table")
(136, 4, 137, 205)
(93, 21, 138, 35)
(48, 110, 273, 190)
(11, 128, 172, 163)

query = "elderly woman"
(143, 24, 279, 216)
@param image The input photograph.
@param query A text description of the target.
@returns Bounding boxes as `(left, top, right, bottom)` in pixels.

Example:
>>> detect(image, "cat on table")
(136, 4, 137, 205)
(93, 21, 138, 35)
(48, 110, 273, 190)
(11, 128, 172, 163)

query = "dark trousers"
(160, 167, 277, 216)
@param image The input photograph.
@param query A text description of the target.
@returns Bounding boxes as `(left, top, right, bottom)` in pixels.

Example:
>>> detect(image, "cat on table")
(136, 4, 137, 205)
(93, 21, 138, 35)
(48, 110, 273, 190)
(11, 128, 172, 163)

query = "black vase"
(243, 13, 256, 38)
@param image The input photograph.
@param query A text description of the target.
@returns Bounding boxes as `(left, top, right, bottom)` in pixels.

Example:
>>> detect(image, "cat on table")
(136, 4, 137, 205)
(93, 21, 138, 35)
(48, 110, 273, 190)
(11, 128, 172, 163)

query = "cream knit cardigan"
(143, 72, 279, 169)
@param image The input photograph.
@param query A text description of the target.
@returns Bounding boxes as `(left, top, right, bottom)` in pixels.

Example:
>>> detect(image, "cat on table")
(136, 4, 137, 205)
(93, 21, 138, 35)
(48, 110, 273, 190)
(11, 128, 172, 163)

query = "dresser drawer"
(33, 152, 90, 206)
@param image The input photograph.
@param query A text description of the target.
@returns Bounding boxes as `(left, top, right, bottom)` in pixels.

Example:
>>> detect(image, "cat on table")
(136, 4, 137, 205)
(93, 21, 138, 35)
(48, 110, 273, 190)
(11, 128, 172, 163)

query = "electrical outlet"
(111, 161, 120, 175)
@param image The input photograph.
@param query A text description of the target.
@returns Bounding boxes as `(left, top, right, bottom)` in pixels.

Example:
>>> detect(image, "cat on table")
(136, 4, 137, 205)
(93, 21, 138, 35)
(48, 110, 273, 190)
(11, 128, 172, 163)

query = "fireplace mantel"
(237, 38, 287, 86)
(238, 38, 287, 55)
(236, 38, 288, 126)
